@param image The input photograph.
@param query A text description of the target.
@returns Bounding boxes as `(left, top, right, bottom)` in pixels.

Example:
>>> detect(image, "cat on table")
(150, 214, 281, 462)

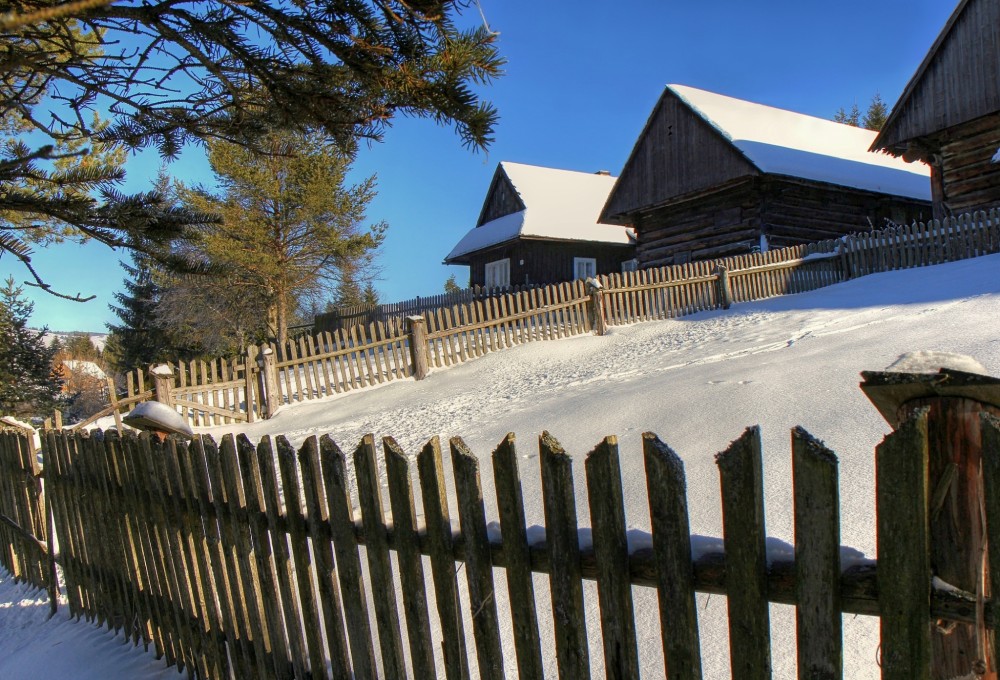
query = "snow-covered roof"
(62, 360, 107, 380)
(668, 84, 931, 200)
(446, 162, 634, 261)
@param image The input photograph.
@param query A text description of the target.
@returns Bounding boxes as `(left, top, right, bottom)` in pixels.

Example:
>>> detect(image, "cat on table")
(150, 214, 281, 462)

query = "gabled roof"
(668, 85, 931, 198)
(445, 162, 634, 263)
(61, 360, 107, 380)
(871, 0, 1000, 155)
(602, 85, 931, 222)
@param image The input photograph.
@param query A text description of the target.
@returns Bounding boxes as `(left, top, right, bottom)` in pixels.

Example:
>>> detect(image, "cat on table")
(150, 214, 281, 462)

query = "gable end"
(601, 88, 759, 223)
(873, 0, 1000, 155)
(476, 166, 526, 227)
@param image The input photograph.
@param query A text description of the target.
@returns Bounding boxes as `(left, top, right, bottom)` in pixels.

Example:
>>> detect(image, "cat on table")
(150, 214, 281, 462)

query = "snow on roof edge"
(666, 84, 932, 201)
(447, 162, 632, 261)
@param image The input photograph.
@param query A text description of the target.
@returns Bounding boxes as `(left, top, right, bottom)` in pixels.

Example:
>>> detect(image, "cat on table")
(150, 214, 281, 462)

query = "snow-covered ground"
(3, 253, 1000, 678)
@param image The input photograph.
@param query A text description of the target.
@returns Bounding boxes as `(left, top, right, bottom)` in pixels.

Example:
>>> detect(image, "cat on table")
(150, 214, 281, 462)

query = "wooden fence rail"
(20, 390, 1000, 678)
(91, 209, 1000, 430)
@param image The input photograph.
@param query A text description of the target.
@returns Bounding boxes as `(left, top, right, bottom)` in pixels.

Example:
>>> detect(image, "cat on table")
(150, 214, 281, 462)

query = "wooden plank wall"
(599, 209, 1000, 322)
(35, 416, 1000, 678)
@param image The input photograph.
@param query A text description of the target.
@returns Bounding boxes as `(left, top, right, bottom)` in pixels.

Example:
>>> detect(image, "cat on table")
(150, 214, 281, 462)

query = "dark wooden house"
(600, 85, 933, 268)
(445, 162, 636, 288)
(870, 0, 1000, 217)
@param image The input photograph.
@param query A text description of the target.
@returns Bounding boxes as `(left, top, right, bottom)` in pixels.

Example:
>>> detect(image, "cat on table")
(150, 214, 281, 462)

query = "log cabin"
(870, 0, 1000, 218)
(445, 162, 636, 288)
(600, 85, 933, 268)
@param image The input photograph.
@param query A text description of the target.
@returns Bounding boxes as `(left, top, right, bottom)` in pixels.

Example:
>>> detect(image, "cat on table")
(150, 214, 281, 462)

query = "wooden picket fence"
(314, 283, 542, 335)
(266, 321, 414, 405)
(10, 399, 996, 678)
(95, 209, 1000, 429)
(0, 430, 56, 610)
(68, 354, 257, 432)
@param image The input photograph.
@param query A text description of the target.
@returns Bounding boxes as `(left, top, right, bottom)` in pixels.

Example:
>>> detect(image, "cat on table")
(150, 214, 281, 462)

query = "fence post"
(244, 345, 257, 423)
(257, 347, 279, 418)
(150, 364, 174, 405)
(407, 316, 429, 380)
(105, 377, 123, 431)
(714, 264, 733, 310)
(861, 363, 1000, 680)
(587, 278, 607, 336)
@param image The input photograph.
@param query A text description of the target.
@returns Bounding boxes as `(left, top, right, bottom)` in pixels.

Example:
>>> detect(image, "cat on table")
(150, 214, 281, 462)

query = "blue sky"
(1, 0, 956, 334)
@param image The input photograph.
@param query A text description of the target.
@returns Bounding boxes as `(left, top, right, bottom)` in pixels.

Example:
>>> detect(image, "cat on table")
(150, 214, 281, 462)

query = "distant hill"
(33, 329, 108, 352)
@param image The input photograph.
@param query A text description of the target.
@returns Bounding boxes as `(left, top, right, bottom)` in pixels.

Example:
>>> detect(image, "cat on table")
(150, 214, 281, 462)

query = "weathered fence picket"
(491, 434, 543, 680)
(642, 433, 702, 679)
(717, 427, 772, 679)
(792, 427, 843, 678)
(418, 437, 472, 680)
(539, 432, 589, 679)
(354, 434, 407, 678)
(452, 436, 505, 680)
(876, 412, 932, 679)
(585, 436, 640, 680)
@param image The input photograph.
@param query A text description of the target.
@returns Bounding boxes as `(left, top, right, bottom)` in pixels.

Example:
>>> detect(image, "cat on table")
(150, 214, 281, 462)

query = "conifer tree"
(862, 93, 889, 131)
(1, 1, 503, 297)
(175, 129, 386, 346)
(106, 249, 172, 372)
(444, 274, 462, 293)
(834, 103, 861, 127)
(834, 94, 888, 131)
(0, 277, 61, 416)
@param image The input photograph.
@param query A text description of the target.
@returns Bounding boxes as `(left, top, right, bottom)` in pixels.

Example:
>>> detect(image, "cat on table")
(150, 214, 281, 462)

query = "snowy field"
(3, 253, 999, 678)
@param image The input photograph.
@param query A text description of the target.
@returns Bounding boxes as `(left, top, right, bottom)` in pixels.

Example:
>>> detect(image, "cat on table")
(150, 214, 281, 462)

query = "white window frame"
(484, 258, 510, 289)
(573, 257, 597, 281)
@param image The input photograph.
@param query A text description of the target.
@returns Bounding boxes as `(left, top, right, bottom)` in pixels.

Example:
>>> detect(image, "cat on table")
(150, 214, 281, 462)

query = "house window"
(573, 257, 597, 280)
(621, 259, 638, 273)
(485, 258, 510, 289)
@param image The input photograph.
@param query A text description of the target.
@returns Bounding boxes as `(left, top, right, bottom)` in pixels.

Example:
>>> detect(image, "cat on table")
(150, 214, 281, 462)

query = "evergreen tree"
(1, 1, 503, 298)
(335, 272, 365, 308)
(862, 93, 889, 132)
(175, 129, 387, 345)
(834, 102, 861, 127)
(444, 274, 462, 293)
(834, 94, 888, 131)
(106, 249, 172, 372)
(62, 334, 100, 362)
(0, 277, 61, 417)
(362, 282, 380, 307)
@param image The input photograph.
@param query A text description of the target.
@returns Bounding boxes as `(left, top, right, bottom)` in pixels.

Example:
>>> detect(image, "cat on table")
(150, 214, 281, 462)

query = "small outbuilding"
(445, 162, 636, 288)
(56, 360, 108, 395)
(600, 85, 933, 268)
(870, 0, 1000, 217)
